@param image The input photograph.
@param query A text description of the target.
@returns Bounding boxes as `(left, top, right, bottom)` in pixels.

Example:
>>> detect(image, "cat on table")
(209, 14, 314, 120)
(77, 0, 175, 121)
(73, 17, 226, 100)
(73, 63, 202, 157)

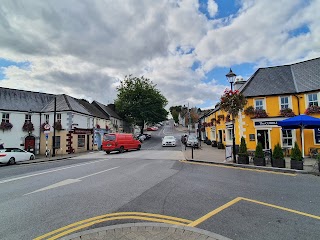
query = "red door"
(25, 136, 35, 153)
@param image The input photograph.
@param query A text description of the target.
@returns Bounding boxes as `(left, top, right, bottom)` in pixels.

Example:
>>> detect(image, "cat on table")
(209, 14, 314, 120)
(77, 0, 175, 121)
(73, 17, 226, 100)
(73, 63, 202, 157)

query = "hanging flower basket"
(305, 105, 320, 115)
(280, 108, 295, 117)
(254, 109, 268, 118)
(96, 124, 101, 129)
(106, 125, 109, 130)
(225, 114, 231, 122)
(22, 121, 34, 132)
(53, 121, 63, 131)
(244, 106, 255, 115)
(0, 122, 13, 131)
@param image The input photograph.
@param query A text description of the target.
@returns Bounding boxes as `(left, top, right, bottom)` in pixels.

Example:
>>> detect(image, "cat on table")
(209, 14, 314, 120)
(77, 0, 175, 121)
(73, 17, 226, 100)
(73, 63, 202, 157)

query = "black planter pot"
(217, 142, 224, 149)
(291, 159, 303, 170)
(211, 141, 217, 147)
(238, 155, 249, 164)
(253, 157, 266, 166)
(272, 158, 286, 168)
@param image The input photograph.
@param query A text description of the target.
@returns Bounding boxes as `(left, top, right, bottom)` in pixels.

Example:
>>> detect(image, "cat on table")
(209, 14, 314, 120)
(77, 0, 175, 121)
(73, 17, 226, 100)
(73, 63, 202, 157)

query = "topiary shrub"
(272, 143, 285, 168)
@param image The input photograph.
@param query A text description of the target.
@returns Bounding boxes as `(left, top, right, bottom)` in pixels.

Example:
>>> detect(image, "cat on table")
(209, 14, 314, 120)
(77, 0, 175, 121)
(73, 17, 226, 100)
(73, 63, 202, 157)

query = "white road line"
(0, 159, 109, 184)
(24, 166, 119, 196)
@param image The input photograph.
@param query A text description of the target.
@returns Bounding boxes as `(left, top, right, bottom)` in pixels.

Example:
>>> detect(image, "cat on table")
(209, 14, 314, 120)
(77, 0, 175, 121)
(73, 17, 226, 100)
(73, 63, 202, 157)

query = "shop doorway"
(87, 135, 90, 150)
(218, 130, 223, 143)
(257, 130, 270, 149)
(24, 136, 35, 154)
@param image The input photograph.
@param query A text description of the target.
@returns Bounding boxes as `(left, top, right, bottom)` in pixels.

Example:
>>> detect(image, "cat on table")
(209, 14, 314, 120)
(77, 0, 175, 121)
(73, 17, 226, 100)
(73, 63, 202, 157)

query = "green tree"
(115, 75, 168, 133)
(169, 105, 182, 123)
(220, 89, 247, 119)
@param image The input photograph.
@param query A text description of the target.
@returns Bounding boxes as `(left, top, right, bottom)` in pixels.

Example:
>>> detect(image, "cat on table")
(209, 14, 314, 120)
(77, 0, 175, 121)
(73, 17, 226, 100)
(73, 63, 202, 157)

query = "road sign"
(43, 124, 51, 130)
(45, 134, 49, 140)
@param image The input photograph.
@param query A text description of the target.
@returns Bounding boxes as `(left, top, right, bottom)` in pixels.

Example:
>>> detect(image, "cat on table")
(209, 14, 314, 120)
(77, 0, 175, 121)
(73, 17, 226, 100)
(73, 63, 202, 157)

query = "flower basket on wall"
(254, 109, 268, 118)
(0, 122, 13, 131)
(225, 114, 231, 122)
(305, 105, 320, 115)
(96, 124, 101, 129)
(280, 108, 295, 117)
(244, 106, 255, 115)
(53, 121, 62, 131)
(22, 122, 34, 132)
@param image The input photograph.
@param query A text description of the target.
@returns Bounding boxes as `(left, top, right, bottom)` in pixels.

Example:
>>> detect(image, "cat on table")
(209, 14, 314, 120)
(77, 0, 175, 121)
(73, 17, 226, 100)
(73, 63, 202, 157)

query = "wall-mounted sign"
(73, 128, 93, 134)
(254, 121, 278, 126)
(249, 134, 255, 141)
(226, 124, 233, 129)
(314, 128, 320, 144)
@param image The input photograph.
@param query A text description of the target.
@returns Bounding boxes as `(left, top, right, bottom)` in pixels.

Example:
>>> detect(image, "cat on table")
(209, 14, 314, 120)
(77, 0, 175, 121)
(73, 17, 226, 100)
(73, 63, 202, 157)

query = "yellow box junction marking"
(180, 160, 297, 176)
(34, 212, 192, 240)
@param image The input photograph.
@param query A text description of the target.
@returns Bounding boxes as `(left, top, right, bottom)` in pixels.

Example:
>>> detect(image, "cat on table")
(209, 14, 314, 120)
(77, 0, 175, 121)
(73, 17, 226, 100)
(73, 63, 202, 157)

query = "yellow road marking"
(45, 216, 187, 240)
(241, 197, 320, 220)
(180, 160, 297, 176)
(34, 212, 191, 240)
(188, 197, 242, 227)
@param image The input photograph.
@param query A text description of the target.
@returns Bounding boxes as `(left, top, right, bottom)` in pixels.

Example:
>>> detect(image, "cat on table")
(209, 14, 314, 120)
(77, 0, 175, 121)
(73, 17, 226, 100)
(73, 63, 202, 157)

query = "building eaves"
(77, 99, 108, 119)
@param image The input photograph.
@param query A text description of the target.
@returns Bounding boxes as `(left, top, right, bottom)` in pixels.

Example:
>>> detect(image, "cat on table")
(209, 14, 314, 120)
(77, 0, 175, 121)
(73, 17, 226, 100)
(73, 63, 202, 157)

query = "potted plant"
(22, 121, 34, 132)
(238, 137, 249, 164)
(272, 143, 285, 168)
(290, 142, 303, 170)
(211, 140, 217, 147)
(253, 142, 266, 166)
(0, 122, 13, 131)
(217, 142, 224, 149)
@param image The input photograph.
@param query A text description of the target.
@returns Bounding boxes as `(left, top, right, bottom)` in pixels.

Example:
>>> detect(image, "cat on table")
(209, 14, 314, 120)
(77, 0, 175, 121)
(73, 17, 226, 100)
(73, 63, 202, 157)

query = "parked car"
(147, 126, 158, 131)
(0, 148, 35, 165)
(102, 133, 141, 154)
(143, 133, 151, 139)
(135, 134, 146, 142)
(186, 135, 199, 148)
(162, 136, 176, 147)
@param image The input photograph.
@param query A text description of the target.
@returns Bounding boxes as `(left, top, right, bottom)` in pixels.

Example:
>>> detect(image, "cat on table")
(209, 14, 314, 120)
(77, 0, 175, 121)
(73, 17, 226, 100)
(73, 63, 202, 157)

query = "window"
(57, 113, 61, 122)
(280, 96, 289, 109)
(78, 135, 85, 148)
(52, 136, 61, 149)
(282, 130, 293, 147)
(2, 113, 9, 123)
(255, 99, 264, 110)
(25, 114, 31, 122)
(45, 114, 49, 123)
(211, 128, 216, 140)
(308, 93, 318, 106)
(227, 129, 233, 141)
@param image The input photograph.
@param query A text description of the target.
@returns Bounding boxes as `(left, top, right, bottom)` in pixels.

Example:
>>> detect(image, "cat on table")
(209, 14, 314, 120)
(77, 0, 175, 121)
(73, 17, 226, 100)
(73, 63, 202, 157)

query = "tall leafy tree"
(115, 75, 168, 133)
(169, 105, 182, 123)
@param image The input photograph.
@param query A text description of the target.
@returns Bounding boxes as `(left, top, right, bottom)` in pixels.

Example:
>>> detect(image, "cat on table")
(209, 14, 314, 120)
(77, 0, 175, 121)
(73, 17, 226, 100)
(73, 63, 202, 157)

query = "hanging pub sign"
(254, 121, 278, 126)
(314, 128, 320, 144)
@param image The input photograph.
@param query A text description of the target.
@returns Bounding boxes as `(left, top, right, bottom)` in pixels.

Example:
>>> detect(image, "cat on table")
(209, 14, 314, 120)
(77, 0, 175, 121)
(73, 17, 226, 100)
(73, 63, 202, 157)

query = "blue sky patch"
(288, 24, 310, 38)
(0, 58, 31, 80)
(198, 0, 241, 19)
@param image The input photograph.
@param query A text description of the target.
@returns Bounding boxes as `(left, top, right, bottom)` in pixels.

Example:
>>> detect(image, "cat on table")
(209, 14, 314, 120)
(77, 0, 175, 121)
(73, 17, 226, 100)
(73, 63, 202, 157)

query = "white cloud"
(0, 0, 319, 110)
(207, 0, 218, 18)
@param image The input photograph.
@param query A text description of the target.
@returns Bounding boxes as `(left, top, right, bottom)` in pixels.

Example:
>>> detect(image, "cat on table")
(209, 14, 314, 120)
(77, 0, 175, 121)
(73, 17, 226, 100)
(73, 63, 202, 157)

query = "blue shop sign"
(315, 128, 320, 144)
(255, 121, 278, 126)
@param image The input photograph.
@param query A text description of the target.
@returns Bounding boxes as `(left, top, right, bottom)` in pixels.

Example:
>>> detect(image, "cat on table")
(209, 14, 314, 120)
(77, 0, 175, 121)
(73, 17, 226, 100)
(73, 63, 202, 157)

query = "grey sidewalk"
(61, 223, 232, 240)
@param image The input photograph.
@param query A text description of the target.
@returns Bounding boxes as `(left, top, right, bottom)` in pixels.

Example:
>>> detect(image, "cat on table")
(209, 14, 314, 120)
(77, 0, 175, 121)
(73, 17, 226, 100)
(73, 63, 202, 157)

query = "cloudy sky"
(0, 0, 319, 109)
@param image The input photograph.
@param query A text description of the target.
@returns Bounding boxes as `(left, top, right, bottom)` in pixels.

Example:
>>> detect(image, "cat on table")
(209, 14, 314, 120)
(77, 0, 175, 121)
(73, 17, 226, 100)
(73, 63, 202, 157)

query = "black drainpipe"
(293, 94, 301, 115)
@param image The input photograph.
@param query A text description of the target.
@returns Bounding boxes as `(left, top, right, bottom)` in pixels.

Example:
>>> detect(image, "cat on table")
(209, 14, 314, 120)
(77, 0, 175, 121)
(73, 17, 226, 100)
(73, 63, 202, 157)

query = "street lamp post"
(226, 68, 237, 163)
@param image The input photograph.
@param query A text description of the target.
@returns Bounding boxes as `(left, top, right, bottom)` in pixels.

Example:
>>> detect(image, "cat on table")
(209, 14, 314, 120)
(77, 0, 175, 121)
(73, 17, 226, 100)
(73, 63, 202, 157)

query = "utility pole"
(52, 97, 57, 157)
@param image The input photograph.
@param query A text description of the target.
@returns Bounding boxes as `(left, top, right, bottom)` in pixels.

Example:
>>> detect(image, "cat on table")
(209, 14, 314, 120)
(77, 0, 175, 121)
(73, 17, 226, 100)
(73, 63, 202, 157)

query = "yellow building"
(204, 57, 320, 156)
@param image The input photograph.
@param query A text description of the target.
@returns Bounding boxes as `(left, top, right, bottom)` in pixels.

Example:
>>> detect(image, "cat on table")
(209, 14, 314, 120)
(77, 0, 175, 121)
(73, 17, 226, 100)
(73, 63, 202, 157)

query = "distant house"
(92, 101, 124, 133)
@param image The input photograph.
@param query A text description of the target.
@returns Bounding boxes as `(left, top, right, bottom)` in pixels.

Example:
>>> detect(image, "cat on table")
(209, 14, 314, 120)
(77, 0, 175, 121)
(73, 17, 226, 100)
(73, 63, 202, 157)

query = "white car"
(162, 136, 176, 147)
(0, 148, 35, 165)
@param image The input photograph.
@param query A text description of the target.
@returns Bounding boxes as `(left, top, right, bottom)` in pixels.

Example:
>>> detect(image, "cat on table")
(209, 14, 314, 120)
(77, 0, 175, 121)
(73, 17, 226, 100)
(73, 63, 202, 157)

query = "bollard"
(192, 144, 194, 159)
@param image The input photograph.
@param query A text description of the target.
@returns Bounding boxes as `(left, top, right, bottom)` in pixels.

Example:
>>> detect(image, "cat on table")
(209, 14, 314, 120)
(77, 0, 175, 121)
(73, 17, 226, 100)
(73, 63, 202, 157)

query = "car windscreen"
(103, 135, 116, 141)
(188, 136, 197, 140)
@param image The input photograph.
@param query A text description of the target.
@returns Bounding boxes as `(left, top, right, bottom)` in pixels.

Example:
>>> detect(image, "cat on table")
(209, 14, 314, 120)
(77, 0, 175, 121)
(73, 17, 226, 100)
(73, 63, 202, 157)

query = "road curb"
(184, 158, 314, 174)
(60, 222, 232, 240)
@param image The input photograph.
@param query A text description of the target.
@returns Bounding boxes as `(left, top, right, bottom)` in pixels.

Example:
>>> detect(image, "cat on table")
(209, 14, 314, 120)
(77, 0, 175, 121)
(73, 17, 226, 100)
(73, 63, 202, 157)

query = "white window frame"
(307, 93, 319, 107)
(226, 129, 233, 142)
(2, 113, 10, 123)
(45, 114, 49, 124)
(254, 98, 265, 110)
(57, 113, 61, 122)
(25, 114, 31, 122)
(211, 128, 216, 141)
(279, 96, 292, 110)
(281, 130, 294, 147)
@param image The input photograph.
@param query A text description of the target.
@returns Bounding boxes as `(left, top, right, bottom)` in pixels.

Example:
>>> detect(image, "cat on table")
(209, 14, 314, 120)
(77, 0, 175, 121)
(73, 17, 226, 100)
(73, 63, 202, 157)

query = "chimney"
(234, 77, 246, 91)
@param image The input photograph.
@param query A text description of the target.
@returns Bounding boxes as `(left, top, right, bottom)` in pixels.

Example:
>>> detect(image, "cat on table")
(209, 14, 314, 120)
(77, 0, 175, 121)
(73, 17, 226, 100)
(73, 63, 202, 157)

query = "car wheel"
(7, 157, 15, 165)
(106, 151, 110, 154)
(30, 155, 35, 160)
(119, 146, 125, 153)
(137, 145, 141, 150)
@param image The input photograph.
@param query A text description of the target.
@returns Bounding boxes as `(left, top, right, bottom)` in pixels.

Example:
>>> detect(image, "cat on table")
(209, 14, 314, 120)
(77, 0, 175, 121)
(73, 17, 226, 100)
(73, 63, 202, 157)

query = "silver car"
(162, 136, 176, 147)
(0, 148, 35, 165)
(186, 135, 199, 148)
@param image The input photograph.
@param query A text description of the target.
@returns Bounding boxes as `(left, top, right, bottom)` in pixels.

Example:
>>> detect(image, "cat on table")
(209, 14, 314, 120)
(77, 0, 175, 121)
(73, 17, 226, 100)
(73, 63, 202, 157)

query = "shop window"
(255, 99, 264, 110)
(78, 135, 85, 148)
(308, 93, 318, 107)
(282, 130, 293, 147)
(280, 96, 289, 109)
(226, 129, 233, 141)
(2, 113, 10, 123)
(52, 136, 61, 149)
(211, 129, 216, 140)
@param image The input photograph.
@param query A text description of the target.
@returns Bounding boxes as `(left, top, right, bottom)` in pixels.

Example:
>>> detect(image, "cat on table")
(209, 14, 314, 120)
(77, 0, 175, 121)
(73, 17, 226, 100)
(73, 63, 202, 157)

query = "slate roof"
(41, 94, 91, 115)
(0, 87, 54, 112)
(92, 101, 122, 120)
(241, 57, 320, 97)
(77, 99, 109, 119)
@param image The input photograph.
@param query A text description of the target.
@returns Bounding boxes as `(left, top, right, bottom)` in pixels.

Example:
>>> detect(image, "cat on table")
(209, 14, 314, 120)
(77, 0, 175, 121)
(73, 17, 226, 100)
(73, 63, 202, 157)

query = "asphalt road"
(0, 122, 319, 240)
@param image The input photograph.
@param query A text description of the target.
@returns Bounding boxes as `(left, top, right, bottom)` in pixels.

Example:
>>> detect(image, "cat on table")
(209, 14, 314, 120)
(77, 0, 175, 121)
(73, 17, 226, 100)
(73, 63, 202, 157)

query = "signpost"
(43, 124, 51, 157)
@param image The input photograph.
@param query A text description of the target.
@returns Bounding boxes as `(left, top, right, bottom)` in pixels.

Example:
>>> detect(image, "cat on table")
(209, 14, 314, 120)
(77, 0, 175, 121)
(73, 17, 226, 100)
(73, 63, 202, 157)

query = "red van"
(102, 133, 141, 154)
